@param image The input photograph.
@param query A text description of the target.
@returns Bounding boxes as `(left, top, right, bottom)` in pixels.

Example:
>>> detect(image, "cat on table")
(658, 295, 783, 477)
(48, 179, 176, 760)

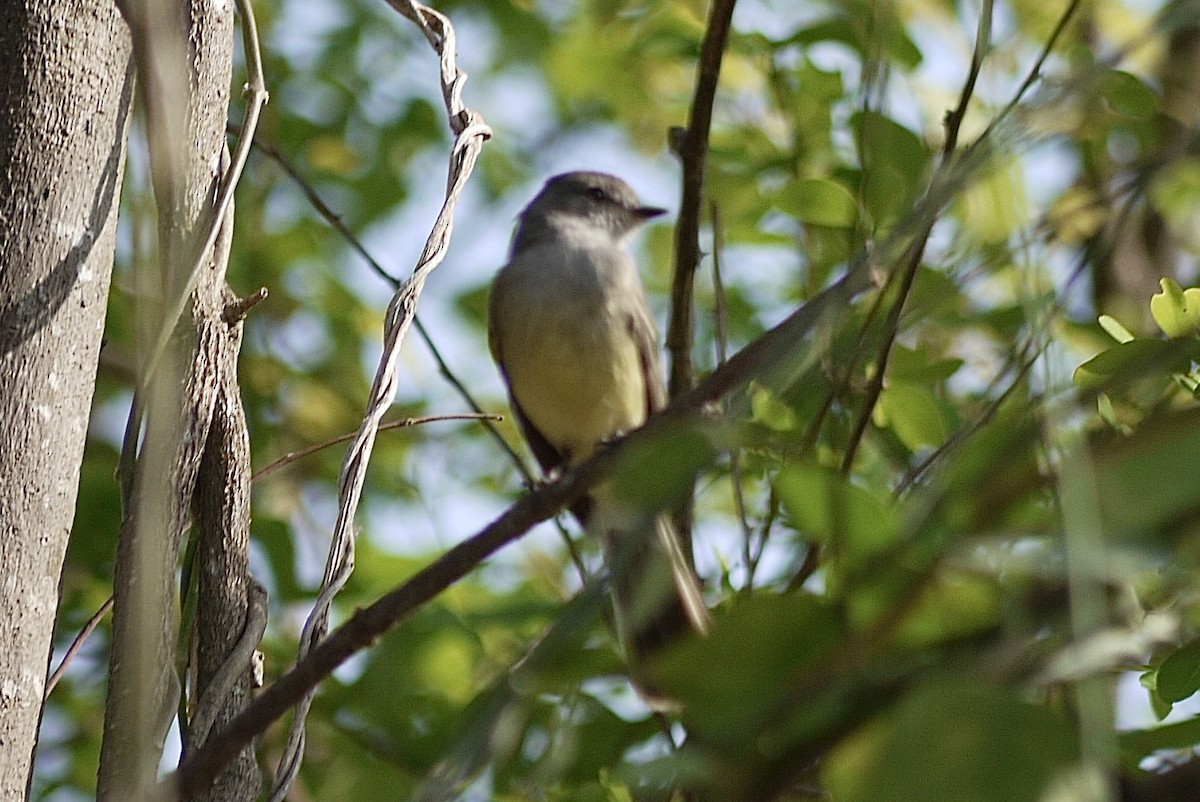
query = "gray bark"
(0, 0, 132, 796)
(192, 286, 261, 800)
(97, 1, 253, 799)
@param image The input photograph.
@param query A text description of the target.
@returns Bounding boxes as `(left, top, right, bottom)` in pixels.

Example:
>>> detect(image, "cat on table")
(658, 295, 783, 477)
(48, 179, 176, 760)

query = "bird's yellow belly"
(505, 314, 646, 464)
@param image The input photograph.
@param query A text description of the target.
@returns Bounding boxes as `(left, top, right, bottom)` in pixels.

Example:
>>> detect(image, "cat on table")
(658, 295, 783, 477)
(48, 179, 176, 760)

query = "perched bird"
(488, 171, 710, 689)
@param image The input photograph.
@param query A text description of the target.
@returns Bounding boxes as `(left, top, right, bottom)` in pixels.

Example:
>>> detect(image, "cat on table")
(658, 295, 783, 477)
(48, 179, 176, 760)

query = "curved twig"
(188, 580, 269, 747)
(251, 413, 501, 482)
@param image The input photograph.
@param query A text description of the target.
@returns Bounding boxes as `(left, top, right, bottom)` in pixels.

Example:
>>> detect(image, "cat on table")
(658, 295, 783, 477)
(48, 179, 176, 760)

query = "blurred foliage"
(33, 0, 1200, 800)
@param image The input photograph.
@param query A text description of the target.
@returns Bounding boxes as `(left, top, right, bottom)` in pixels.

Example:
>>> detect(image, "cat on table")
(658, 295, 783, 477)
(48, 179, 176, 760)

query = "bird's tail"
(590, 497, 711, 706)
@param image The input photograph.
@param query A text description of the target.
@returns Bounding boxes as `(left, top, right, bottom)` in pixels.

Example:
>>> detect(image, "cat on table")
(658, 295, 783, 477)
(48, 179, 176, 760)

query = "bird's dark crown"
(511, 171, 665, 252)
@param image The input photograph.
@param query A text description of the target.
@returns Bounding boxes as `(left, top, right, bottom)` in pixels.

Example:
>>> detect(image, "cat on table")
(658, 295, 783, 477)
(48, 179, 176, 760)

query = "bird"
(488, 171, 711, 695)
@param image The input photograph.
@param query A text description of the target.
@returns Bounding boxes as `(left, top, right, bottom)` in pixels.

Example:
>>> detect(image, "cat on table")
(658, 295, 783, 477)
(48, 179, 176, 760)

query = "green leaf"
(777, 177, 859, 228)
(749, 382, 800, 432)
(1149, 277, 1200, 338)
(1100, 70, 1158, 119)
(1095, 408, 1200, 542)
(774, 463, 899, 564)
(1096, 393, 1131, 434)
(853, 111, 929, 226)
(1156, 640, 1200, 704)
(1072, 338, 1196, 389)
(1149, 158, 1200, 231)
(890, 343, 964, 383)
(1139, 667, 1176, 720)
(824, 677, 1076, 802)
(877, 382, 950, 451)
(1119, 715, 1200, 760)
(649, 594, 845, 743)
(957, 159, 1030, 243)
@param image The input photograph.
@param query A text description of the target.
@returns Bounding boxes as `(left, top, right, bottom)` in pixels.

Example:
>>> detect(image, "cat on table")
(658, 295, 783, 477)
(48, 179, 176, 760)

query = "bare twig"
(188, 580, 269, 746)
(267, 2, 491, 798)
(943, 0, 993, 159)
(251, 413, 501, 481)
(222, 286, 267, 325)
(894, 339, 1042, 496)
(45, 596, 114, 698)
(666, 0, 738, 399)
(979, 0, 1083, 144)
(710, 203, 755, 584)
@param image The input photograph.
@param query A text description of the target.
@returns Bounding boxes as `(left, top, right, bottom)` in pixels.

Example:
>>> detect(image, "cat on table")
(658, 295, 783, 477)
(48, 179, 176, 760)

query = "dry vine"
(267, 2, 491, 798)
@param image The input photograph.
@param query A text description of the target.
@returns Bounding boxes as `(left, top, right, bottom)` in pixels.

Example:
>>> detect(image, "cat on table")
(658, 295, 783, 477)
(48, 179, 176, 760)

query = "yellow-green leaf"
(1149, 278, 1200, 338)
(778, 178, 859, 228)
(878, 382, 950, 451)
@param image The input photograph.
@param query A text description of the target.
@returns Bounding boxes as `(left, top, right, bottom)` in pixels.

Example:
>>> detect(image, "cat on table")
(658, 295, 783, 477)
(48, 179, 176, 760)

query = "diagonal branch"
(171, 250, 874, 798)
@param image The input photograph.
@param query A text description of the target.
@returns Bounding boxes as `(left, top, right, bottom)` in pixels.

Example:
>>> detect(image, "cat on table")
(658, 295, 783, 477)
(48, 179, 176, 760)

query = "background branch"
(666, 0, 738, 400)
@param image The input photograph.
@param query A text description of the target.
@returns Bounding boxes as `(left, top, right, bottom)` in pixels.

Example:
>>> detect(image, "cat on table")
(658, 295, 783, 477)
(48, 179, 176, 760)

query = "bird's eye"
(587, 187, 609, 202)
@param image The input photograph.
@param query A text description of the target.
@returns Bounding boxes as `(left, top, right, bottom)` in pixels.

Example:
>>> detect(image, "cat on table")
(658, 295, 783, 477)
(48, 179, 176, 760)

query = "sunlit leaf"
(1149, 277, 1200, 338)
(774, 463, 899, 564)
(1072, 338, 1196, 389)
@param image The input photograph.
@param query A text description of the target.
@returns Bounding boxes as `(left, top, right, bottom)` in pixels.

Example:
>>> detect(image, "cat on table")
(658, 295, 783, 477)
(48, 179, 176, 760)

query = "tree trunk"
(0, 0, 132, 797)
(97, 1, 254, 799)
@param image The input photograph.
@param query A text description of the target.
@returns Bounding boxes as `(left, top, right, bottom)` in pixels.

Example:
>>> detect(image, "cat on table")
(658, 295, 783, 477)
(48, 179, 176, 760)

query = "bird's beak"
(635, 205, 668, 220)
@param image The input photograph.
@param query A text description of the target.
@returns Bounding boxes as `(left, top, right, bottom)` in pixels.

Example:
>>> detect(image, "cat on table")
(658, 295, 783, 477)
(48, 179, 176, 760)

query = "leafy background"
(35, 0, 1200, 800)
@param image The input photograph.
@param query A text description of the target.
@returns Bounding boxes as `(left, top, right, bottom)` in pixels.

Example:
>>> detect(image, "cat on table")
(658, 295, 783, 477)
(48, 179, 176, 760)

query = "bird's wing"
(627, 303, 667, 416)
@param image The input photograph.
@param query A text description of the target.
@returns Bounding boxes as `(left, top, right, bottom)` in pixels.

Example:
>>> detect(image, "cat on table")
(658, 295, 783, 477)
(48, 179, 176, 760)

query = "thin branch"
(666, 0, 738, 400)
(839, 238, 926, 473)
(710, 202, 755, 583)
(251, 413, 501, 482)
(839, 0, 1081, 475)
(748, 485, 779, 585)
(894, 338, 1042, 496)
(222, 286, 268, 325)
(979, 0, 1083, 144)
(943, 0, 993, 159)
(45, 597, 114, 698)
